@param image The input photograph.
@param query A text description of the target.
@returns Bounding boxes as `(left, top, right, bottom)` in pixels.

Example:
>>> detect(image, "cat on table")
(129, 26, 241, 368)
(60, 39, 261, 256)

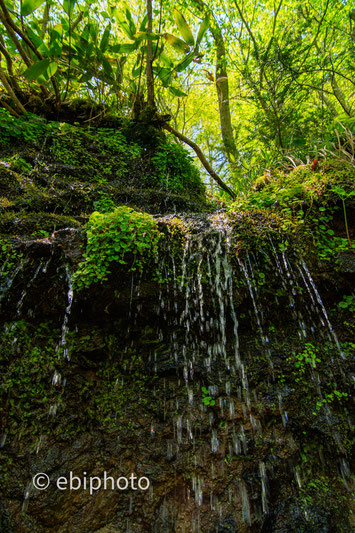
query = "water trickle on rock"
(1, 208, 352, 532)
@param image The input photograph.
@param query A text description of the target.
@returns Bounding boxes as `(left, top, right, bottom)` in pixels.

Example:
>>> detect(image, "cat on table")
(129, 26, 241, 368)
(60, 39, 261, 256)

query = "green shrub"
(150, 138, 204, 196)
(73, 206, 161, 290)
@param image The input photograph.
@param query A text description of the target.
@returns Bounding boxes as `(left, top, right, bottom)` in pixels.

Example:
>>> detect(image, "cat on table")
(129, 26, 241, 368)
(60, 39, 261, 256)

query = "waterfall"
(1, 211, 351, 532)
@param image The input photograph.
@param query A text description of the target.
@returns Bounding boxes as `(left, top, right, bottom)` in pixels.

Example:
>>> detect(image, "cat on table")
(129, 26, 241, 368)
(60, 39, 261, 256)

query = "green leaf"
(25, 27, 42, 49)
(175, 52, 194, 72)
(169, 86, 187, 97)
(112, 7, 134, 39)
(100, 24, 111, 52)
(159, 52, 174, 68)
(23, 59, 50, 82)
(133, 32, 159, 41)
(196, 13, 210, 46)
(174, 8, 194, 45)
(48, 41, 62, 58)
(111, 43, 139, 54)
(22, 0, 45, 16)
(164, 33, 190, 54)
(47, 62, 58, 78)
(139, 14, 148, 32)
(63, 0, 76, 16)
(124, 6, 137, 37)
(101, 56, 113, 78)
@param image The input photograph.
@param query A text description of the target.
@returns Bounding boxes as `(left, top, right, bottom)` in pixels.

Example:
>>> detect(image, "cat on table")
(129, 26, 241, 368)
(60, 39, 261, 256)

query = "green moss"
(228, 159, 355, 261)
(0, 321, 65, 439)
(0, 212, 82, 237)
(233, 159, 355, 211)
(0, 109, 206, 201)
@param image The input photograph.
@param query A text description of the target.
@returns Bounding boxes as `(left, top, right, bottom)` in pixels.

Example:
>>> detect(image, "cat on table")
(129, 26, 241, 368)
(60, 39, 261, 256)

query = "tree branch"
(163, 123, 237, 199)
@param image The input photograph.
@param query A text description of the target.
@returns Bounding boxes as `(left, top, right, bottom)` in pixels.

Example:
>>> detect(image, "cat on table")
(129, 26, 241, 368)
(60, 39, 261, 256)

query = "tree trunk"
(191, 0, 238, 166)
(146, 0, 155, 107)
(213, 25, 238, 165)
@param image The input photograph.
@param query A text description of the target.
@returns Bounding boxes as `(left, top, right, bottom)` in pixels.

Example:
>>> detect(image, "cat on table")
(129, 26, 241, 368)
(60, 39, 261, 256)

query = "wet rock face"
(337, 250, 355, 273)
(0, 214, 353, 533)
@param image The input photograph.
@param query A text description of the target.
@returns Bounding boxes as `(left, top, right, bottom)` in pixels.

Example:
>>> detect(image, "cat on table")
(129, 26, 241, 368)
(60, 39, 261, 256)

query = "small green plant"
(201, 386, 215, 406)
(93, 192, 116, 214)
(330, 185, 355, 248)
(338, 295, 355, 313)
(0, 109, 48, 146)
(313, 389, 348, 415)
(0, 242, 23, 282)
(288, 343, 321, 382)
(73, 206, 161, 290)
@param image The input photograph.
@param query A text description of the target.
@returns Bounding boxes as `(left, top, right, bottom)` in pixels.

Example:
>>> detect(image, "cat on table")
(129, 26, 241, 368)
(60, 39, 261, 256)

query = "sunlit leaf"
(173, 8, 194, 45)
(22, 0, 45, 16)
(23, 59, 50, 81)
(52, 24, 63, 39)
(112, 7, 134, 40)
(175, 52, 194, 72)
(196, 14, 210, 46)
(164, 33, 190, 54)
(111, 43, 139, 54)
(169, 86, 187, 97)
(139, 14, 148, 32)
(63, 0, 76, 16)
(124, 6, 136, 37)
(100, 24, 111, 52)
(102, 56, 113, 78)
(159, 52, 174, 68)
(47, 62, 58, 78)
(133, 32, 159, 41)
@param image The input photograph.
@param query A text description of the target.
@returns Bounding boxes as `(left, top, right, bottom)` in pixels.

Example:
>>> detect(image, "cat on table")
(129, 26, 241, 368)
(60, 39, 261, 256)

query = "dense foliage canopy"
(0, 0, 354, 196)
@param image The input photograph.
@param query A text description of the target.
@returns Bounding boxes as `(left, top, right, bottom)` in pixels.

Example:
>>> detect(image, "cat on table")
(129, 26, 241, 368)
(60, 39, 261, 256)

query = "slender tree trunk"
(146, 0, 155, 107)
(192, 0, 238, 165)
(214, 25, 238, 165)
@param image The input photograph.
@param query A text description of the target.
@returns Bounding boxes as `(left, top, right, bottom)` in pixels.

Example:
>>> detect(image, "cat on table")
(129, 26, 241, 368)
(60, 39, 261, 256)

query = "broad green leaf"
(132, 65, 143, 78)
(48, 41, 62, 58)
(63, 0, 75, 16)
(164, 33, 190, 54)
(154, 66, 173, 87)
(52, 24, 63, 39)
(175, 52, 194, 72)
(124, 6, 136, 37)
(23, 59, 50, 81)
(100, 24, 111, 52)
(47, 62, 58, 78)
(139, 14, 148, 32)
(133, 32, 159, 41)
(169, 86, 187, 97)
(112, 7, 134, 39)
(102, 56, 113, 78)
(88, 22, 99, 43)
(196, 14, 210, 46)
(173, 8, 194, 46)
(25, 27, 42, 49)
(111, 43, 139, 54)
(37, 42, 50, 56)
(22, 0, 45, 16)
(159, 52, 174, 68)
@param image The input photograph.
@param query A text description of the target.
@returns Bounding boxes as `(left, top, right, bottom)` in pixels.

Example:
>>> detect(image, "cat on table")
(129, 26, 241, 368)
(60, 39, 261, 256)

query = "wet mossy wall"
(0, 110, 206, 240)
(0, 113, 354, 533)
